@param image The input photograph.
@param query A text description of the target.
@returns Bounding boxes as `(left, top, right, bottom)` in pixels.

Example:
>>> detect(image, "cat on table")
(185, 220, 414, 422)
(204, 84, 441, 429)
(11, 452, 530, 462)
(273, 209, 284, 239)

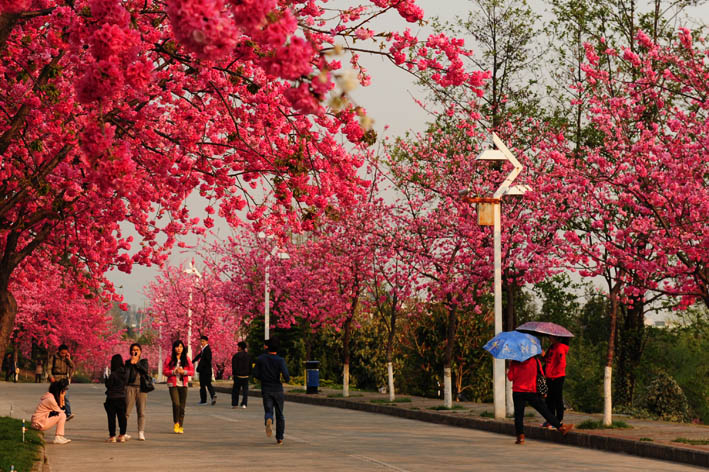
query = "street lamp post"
(183, 260, 201, 360)
(474, 133, 530, 419)
(258, 232, 289, 341)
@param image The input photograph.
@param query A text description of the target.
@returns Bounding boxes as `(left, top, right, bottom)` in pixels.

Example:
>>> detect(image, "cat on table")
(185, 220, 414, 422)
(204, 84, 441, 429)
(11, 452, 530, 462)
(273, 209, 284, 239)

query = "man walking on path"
(49, 344, 75, 420)
(253, 337, 290, 444)
(192, 335, 217, 405)
(231, 341, 252, 409)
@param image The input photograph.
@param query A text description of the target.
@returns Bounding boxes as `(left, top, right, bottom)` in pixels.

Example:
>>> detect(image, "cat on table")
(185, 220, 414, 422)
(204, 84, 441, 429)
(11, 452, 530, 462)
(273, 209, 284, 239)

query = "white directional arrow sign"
(476, 133, 531, 199)
(473, 132, 532, 420)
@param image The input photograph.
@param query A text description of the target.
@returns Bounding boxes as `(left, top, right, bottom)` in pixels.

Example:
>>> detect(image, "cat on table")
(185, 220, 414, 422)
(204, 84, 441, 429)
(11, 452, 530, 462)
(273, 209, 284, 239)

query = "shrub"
(641, 371, 690, 422)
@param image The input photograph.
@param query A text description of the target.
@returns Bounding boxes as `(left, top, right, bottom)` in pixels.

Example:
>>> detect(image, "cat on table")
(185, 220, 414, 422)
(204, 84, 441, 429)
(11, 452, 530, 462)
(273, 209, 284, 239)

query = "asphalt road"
(1, 382, 704, 472)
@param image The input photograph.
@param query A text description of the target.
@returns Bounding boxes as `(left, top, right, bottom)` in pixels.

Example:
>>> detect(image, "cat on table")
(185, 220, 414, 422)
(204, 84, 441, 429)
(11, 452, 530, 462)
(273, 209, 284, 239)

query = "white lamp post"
(474, 133, 530, 419)
(258, 232, 290, 341)
(183, 260, 201, 360)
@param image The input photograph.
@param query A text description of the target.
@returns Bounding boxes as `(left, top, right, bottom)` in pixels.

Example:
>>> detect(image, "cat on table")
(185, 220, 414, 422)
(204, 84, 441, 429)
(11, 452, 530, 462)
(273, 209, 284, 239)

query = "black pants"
(169, 386, 188, 426)
(232, 377, 249, 406)
(513, 391, 561, 436)
(104, 398, 127, 437)
(199, 372, 215, 403)
(545, 377, 565, 422)
(262, 391, 285, 441)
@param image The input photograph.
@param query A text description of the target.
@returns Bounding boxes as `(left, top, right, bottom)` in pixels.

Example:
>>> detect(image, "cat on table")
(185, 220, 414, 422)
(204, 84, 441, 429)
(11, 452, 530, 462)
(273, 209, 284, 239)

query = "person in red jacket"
(163, 340, 195, 434)
(507, 356, 573, 444)
(543, 336, 570, 425)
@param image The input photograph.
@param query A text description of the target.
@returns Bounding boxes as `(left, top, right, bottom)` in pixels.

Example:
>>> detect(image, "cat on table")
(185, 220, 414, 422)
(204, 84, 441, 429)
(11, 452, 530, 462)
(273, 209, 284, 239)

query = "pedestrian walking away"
(231, 341, 251, 409)
(3, 352, 17, 382)
(164, 340, 194, 434)
(125, 342, 150, 440)
(543, 335, 569, 426)
(507, 355, 573, 444)
(104, 354, 129, 443)
(35, 359, 44, 383)
(49, 344, 75, 420)
(31, 379, 71, 444)
(193, 335, 216, 405)
(253, 337, 290, 444)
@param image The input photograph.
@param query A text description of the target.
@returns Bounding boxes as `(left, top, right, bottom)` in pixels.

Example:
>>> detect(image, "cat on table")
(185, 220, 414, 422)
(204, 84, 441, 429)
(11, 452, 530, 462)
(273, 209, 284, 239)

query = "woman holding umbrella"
(543, 335, 569, 426)
(484, 330, 573, 444)
(508, 355, 573, 444)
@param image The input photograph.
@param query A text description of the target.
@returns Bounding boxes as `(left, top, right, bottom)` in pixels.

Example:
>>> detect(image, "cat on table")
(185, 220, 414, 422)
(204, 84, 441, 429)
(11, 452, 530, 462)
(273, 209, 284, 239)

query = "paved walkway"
(1, 382, 707, 472)
(270, 382, 709, 454)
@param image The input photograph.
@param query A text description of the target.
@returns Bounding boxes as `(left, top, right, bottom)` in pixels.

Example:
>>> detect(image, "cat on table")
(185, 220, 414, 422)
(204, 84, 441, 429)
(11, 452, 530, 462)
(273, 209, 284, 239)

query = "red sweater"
(507, 357, 540, 393)
(163, 355, 195, 387)
(544, 343, 569, 379)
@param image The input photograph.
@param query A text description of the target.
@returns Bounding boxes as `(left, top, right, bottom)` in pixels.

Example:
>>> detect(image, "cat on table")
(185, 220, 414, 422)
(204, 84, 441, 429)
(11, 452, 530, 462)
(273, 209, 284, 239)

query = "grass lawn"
(672, 437, 709, 446)
(577, 419, 631, 429)
(429, 405, 467, 411)
(0, 416, 43, 472)
(370, 398, 412, 404)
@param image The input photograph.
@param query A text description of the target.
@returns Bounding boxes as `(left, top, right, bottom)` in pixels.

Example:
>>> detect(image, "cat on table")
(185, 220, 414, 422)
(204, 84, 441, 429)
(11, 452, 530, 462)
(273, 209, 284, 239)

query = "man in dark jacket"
(253, 337, 290, 444)
(231, 341, 251, 409)
(192, 335, 216, 405)
(49, 345, 74, 419)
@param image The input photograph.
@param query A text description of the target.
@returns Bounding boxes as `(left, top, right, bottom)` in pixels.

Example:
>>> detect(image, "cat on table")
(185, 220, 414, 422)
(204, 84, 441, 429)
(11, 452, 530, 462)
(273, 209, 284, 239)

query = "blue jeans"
(262, 391, 285, 440)
(63, 395, 72, 416)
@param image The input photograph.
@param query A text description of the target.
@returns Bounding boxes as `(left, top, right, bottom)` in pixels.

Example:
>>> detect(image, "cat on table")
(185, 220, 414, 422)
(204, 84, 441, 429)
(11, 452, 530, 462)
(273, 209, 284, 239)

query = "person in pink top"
(163, 340, 194, 434)
(543, 336, 570, 425)
(31, 379, 71, 444)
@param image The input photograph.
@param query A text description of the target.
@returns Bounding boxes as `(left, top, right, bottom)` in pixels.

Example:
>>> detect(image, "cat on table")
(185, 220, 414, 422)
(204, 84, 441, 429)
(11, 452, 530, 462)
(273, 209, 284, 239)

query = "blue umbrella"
(483, 331, 542, 361)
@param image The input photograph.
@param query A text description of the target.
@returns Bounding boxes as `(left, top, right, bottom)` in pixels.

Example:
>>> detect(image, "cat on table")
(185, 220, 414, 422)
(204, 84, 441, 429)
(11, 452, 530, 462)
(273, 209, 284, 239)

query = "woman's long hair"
(169, 340, 187, 368)
(48, 379, 68, 405)
(110, 353, 124, 371)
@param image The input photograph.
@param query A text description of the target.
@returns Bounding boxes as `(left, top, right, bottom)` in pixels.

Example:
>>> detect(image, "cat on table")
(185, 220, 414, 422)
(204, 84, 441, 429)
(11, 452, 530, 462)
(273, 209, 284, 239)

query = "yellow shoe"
(173, 423, 180, 433)
(177, 426, 184, 434)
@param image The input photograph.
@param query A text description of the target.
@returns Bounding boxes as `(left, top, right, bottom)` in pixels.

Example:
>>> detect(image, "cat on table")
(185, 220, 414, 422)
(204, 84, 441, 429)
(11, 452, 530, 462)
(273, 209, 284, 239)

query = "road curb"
(213, 385, 708, 468)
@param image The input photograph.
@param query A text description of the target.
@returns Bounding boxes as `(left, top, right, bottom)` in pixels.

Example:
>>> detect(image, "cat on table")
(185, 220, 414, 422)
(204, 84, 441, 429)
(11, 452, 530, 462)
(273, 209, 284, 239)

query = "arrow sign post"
(475, 133, 530, 419)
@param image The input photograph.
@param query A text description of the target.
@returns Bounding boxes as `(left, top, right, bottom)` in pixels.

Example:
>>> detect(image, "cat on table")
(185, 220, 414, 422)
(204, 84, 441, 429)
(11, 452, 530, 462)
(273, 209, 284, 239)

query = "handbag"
(535, 358, 548, 397)
(139, 371, 155, 393)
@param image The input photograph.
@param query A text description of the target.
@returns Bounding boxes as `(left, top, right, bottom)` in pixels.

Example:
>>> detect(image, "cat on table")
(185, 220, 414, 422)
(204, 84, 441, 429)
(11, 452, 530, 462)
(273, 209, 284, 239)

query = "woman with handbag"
(507, 355, 573, 445)
(125, 343, 150, 441)
(163, 340, 194, 434)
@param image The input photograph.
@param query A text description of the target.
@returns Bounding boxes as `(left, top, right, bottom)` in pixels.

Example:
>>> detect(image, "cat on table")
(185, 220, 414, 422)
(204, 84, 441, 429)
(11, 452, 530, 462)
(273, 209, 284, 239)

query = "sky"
(106, 0, 708, 309)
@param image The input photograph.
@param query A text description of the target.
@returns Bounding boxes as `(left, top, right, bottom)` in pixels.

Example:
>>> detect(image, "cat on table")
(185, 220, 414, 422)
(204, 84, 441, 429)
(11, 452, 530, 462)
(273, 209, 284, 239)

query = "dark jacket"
(125, 358, 149, 385)
(105, 367, 128, 399)
(232, 351, 252, 377)
(193, 345, 212, 374)
(254, 353, 290, 392)
(50, 353, 74, 380)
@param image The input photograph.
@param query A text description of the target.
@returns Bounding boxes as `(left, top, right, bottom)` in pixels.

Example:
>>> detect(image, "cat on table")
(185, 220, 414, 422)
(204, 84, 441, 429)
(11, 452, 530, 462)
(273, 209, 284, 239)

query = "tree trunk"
(603, 283, 620, 426)
(443, 302, 457, 408)
(503, 280, 517, 332)
(0, 287, 18, 362)
(614, 296, 646, 407)
(387, 362, 395, 402)
(342, 317, 352, 398)
(386, 305, 397, 402)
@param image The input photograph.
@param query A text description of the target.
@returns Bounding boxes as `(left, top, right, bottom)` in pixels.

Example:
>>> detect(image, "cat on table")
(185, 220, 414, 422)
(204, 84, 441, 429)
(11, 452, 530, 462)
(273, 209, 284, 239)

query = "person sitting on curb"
(31, 379, 71, 444)
(508, 355, 574, 445)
